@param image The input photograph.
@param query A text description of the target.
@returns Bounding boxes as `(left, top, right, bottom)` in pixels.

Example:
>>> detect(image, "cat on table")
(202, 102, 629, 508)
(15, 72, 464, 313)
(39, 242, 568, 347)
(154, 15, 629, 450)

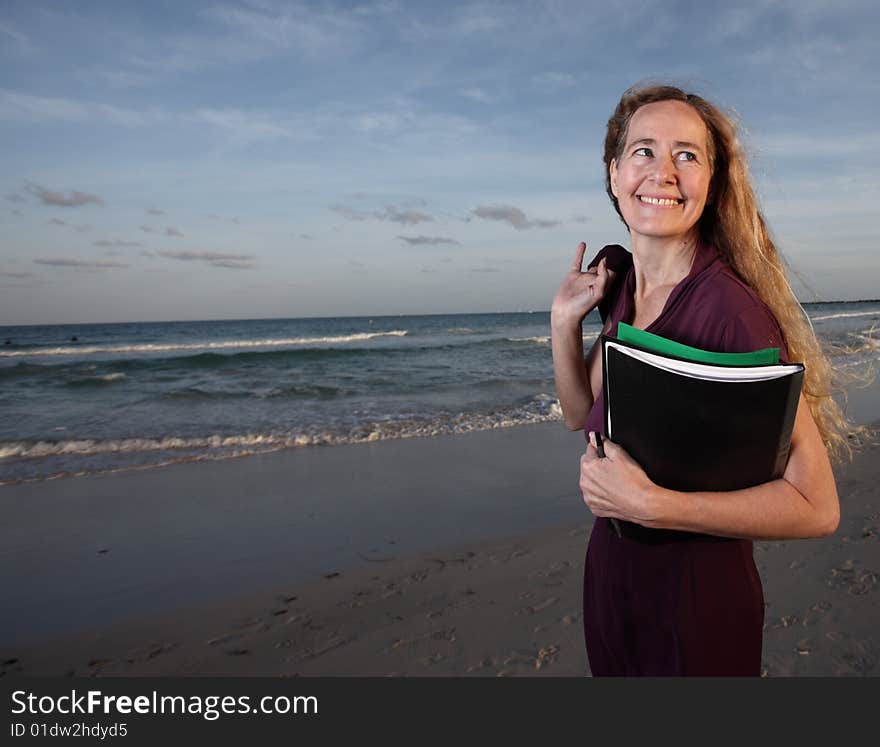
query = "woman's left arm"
(579, 392, 840, 540)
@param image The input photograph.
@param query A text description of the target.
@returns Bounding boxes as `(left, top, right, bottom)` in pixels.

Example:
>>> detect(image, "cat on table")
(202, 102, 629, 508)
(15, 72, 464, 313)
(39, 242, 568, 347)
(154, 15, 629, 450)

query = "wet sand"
(1, 413, 878, 677)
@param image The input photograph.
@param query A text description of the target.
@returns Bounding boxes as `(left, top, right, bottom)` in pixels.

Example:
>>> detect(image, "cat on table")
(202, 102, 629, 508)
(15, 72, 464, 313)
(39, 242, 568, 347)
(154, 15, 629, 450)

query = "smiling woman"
(550, 83, 862, 677)
(609, 100, 712, 247)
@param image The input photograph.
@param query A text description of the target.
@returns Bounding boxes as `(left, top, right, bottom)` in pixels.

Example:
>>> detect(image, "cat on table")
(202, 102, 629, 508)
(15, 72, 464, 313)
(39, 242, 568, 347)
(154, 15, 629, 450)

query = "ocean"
(2, 303, 878, 485)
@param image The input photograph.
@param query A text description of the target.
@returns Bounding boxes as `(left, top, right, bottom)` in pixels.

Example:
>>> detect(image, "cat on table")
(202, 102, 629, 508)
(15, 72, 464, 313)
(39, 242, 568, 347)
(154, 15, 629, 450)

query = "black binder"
(601, 335, 804, 493)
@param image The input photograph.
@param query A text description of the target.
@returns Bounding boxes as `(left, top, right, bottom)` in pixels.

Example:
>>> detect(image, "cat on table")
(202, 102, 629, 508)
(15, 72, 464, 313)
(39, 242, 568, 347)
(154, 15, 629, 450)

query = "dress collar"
(619, 237, 723, 331)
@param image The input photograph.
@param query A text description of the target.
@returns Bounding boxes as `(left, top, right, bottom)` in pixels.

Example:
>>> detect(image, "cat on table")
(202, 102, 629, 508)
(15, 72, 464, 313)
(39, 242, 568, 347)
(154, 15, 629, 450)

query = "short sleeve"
(720, 305, 790, 363)
(586, 244, 633, 325)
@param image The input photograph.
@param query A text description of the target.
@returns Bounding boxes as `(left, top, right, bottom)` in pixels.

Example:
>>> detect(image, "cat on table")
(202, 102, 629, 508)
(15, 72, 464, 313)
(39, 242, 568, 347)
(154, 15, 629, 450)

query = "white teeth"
(639, 196, 680, 206)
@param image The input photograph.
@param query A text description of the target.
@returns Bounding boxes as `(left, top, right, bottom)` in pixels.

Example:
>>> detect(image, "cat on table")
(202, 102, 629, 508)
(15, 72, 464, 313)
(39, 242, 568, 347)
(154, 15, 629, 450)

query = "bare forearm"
(651, 478, 840, 541)
(551, 313, 591, 430)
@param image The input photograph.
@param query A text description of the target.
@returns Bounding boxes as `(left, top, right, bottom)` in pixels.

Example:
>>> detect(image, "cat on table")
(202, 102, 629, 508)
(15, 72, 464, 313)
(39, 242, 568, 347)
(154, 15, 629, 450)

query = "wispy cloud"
(331, 203, 434, 225)
(0, 21, 33, 53)
(330, 205, 369, 222)
(157, 250, 256, 269)
(94, 239, 143, 248)
(47, 218, 91, 231)
(5, 193, 26, 204)
(27, 183, 104, 208)
(140, 225, 184, 237)
(397, 235, 460, 246)
(194, 108, 302, 144)
(207, 213, 240, 225)
(208, 259, 257, 269)
(146, 207, 165, 216)
(0, 89, 168, 126)
(750, 131, 880, 159)
(460, 87, 494, 104)
(532, 71, 576, 90)
(205, 1, 364, 60)
(34, 257, 128, 269)
(383, 206, 433, 225)
(470, 205, 560, 230)
(0, 272, 34, 279)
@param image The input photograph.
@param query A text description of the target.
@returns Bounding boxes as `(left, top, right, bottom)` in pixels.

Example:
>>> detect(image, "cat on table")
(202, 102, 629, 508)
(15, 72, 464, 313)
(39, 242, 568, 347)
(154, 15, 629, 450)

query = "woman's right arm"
(550, 242, 615, 431)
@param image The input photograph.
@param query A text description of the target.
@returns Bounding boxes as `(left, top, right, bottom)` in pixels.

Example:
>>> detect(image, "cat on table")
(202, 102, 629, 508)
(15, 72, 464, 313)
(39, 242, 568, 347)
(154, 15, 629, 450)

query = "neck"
(630, 233, 700, 298)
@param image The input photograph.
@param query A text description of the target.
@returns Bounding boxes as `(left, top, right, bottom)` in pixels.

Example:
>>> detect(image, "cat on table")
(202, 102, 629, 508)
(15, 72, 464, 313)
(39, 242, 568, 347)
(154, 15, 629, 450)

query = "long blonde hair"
(604, 83, 868, 462)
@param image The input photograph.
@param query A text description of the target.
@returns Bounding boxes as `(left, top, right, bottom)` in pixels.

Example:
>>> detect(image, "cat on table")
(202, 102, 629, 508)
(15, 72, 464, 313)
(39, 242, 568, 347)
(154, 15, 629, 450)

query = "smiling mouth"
(638, 195, 683, 207)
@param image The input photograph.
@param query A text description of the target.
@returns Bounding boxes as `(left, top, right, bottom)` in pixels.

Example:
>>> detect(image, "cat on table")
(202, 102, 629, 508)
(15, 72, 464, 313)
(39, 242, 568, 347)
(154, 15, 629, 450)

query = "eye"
(677, 151, 697, 162)
(633, 147, 653, 157)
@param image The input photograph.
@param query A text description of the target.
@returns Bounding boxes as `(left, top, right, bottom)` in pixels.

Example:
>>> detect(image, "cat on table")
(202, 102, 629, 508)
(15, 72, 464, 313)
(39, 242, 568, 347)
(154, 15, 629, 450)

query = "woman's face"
(609, 100, 712, 245)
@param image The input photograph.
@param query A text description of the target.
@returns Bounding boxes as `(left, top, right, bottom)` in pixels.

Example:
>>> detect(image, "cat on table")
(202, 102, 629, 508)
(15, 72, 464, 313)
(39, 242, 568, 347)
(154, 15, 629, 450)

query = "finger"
(598, 437, 616, 457)
(600, 438, 628, 462)
(571, 242, 587, 272)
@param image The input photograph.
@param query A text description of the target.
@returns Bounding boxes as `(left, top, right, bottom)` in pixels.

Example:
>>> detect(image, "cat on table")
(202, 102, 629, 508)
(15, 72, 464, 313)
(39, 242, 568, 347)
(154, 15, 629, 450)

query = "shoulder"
(709, 268, 788, 357)
(587, 244, 633, 324)
(680, 259, 788, 358)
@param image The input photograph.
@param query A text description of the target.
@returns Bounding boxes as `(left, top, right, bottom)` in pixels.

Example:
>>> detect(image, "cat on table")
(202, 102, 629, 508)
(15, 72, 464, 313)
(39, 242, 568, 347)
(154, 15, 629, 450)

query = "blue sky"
(1, 0, 878, 324)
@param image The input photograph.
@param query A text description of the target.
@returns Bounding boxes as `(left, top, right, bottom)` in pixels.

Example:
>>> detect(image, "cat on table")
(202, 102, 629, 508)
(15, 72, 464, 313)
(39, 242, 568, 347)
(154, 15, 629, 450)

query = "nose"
(652, 153, 676, 183)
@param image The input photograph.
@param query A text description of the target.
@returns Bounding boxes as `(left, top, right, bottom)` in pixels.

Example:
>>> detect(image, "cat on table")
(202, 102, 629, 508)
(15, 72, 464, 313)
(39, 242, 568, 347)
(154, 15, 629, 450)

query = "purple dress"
(582, 239, 789, 676)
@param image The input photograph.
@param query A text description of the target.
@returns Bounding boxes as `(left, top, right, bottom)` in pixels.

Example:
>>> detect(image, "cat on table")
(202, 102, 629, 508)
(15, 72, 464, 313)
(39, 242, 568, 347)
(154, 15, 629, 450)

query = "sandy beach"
(2, 406, 879, 677)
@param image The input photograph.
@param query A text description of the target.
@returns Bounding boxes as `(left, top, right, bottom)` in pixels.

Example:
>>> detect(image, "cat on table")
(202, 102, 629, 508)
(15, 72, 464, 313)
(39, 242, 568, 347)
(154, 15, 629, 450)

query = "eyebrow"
(628, 137, 705, 154)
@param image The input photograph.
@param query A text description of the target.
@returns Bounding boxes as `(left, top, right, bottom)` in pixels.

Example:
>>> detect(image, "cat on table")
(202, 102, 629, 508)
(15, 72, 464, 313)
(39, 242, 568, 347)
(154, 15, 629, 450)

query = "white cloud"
(460, 88, 494, 104)
(205, 1, 363, 59)
(0, 89, 168, 126)
(194, 108, 302, 143)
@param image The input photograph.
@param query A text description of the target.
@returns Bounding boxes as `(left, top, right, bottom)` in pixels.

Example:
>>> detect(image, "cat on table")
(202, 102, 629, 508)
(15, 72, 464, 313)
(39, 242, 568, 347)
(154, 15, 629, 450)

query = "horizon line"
(2, 299, 879, 329)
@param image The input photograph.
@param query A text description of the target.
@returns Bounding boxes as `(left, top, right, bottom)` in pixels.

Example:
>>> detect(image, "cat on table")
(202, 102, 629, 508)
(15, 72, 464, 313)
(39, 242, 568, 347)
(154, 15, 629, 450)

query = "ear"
(609, 158, 619, 199)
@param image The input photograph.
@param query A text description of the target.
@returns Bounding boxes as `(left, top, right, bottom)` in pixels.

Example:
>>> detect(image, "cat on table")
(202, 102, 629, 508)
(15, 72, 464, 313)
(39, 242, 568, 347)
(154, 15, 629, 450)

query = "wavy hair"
(603, 83, 870, 462)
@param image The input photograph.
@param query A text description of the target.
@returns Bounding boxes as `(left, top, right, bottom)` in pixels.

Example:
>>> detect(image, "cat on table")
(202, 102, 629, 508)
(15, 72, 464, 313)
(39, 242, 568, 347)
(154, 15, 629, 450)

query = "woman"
(550, 83, 851, 676)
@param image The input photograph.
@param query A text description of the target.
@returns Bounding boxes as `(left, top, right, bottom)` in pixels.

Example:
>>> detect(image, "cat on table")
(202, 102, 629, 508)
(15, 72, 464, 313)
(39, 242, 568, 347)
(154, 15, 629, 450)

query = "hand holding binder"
(593, 432, 623, 538)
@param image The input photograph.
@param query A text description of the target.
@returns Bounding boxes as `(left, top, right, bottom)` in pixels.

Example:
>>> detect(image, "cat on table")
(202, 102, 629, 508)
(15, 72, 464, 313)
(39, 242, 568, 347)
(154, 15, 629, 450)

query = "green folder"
(616, 322, 779, 366)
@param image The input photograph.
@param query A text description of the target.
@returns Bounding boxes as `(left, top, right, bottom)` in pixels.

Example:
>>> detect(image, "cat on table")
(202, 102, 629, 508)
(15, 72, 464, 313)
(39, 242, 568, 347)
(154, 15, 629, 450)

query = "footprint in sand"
(515, 596, 559, 616)
(769, 614, 800, 629)
(387, 627, 457, 652)
(290, 636, 352, 661)
(527, 561, 571, 582)
(535, 645, 560, 669)
(800, 600, 833, 627)
(467, 656, 496, 672)
(826, 559, 856, 590)
(841, 649, 878, 674)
